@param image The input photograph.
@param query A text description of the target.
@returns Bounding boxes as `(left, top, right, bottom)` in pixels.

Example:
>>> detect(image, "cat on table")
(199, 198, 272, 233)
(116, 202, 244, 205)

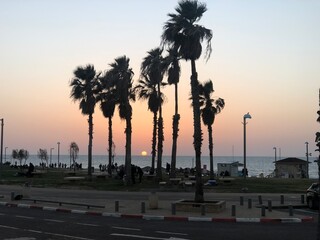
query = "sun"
(141, 151, 147, 156)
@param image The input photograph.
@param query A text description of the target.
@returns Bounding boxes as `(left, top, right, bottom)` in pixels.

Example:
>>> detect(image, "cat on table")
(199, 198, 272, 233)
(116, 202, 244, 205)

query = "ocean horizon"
(6, 154, 319, 179)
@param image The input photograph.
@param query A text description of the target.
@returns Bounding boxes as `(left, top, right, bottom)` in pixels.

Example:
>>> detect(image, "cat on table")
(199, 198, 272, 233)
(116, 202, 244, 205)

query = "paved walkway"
(0, 185, 314, 223)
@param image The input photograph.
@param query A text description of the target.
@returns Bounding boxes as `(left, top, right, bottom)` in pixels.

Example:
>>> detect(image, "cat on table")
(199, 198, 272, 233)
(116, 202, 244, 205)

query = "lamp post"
(57, 142, 60, 168)
(4, 147, 8, 163)
(305, 142, 311, 178)
(243, 112, 252, 179)
(273, 147, 277, 177)
(50, 148, 54, 165)
(0, 118, 3, 165)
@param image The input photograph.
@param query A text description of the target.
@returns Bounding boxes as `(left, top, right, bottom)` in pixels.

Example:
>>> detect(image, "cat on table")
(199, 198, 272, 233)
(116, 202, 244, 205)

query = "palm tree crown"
(162, 0, 212, 61)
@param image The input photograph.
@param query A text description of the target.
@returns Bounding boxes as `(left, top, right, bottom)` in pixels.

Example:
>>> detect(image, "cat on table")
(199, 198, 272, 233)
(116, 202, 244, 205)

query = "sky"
(0, 0, 319, 158)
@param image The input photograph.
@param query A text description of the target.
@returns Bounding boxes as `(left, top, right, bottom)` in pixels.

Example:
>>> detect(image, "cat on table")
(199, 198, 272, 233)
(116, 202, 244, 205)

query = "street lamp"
(243, 112, 252, 179)
(305, 142, 311, 178)
(0, 118, 3, 165)
(57, 142, 60, 168)
(4, 147, 8, 163)
(273, 147, 277, 176)
(50, 148, 54, 165)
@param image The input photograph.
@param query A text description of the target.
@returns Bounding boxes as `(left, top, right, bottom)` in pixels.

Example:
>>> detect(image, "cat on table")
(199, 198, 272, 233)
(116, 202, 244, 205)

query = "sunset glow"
(0, 1, 319, 158)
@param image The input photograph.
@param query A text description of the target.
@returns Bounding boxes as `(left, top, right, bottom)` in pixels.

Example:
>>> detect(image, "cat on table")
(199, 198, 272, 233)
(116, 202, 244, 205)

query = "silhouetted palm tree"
(106, 56, 135, 185)
(97, 73, 117, 176)
(199, 80, 225, 180)
(135, 74, 163, 175)
(70, 65, 99, 176)
(141, 48, 166, 181)
(162, 0, 212, 202)
(164, 48, 181, 178)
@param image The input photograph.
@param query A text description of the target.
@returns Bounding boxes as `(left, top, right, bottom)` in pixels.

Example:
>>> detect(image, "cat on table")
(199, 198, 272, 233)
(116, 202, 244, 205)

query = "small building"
(217, 162, 243, 177)
(275, 157, 308, 178)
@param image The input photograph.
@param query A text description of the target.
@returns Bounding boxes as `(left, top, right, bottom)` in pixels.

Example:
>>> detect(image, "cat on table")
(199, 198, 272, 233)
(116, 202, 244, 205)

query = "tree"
(162, 0, 212, 202)
(199, 80, 225, 179)
(69, 142, 79, 172)
(106, 56, 135, 185)
(141, 48, 167, 181)
(12, 149, 29, 168)
(164, 47, 181, 178)
(37, 148, 48, 169)
(70, 64, 99, 176)
(97, 73, 117, 176)
(135, 74, 162, 175)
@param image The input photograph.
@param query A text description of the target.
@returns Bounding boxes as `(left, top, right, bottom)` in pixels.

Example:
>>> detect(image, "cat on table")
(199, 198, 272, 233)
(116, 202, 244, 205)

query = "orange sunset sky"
(0, 0, 319, 158)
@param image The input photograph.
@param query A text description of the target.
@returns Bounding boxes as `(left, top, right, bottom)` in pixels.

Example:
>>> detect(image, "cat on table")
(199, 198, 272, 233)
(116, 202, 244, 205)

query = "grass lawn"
(0, 165, 316, 193)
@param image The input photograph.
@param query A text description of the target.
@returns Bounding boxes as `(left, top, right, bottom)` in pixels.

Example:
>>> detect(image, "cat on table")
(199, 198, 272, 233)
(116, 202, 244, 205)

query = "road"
(0, 206, 318, 240)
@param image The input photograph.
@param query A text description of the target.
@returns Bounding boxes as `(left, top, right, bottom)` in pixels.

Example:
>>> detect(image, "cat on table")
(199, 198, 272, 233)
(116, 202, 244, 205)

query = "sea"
(9, 155, 320, 179)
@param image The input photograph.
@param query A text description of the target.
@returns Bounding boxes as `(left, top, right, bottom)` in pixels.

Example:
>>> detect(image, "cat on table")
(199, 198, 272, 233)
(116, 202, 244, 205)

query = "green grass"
(0, 165, 316, 193)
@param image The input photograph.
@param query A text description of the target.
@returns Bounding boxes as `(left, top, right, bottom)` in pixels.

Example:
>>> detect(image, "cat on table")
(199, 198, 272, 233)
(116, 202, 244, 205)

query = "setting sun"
(141, 151, 147, 156)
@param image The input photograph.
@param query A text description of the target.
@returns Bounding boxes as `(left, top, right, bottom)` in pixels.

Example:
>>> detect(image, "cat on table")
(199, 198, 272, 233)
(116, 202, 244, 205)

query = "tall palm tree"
(162, 0, 212, 202)
(97, 73, 117, 176)
(70, 64, 99, 176)
(141, 48, 166, 181)
(106, 56, 135, 185)
(135, 74, 162, 175)
(199, 80, 225, 180)
(164, 47, 181, 178)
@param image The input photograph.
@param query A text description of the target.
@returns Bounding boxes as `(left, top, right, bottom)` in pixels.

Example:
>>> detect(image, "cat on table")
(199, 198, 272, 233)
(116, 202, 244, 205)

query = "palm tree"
(69, 142, 79, 172)
(106, 56, 135, 185)
(141, 48, 166, 181)
(199, 80, 225, 180)
(97, 73, 117, 176)
(70, 64, 99, 176)
(162, 0, 212, 202)
(135, 74, 162, 175)
(164, 47, 181, 178)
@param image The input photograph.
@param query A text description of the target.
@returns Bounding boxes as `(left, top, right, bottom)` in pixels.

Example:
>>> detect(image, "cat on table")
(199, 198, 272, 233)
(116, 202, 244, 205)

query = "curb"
(0, 201, 313, 223)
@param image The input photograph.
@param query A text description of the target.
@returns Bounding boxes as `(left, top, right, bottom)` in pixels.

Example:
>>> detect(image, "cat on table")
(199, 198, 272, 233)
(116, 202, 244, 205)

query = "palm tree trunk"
(125, 110, 132, 185)
(208, 125, 214, 180)
(156, 84, 164, 181)
(151, 112, 157, 174)
(108, 117, 113, 176)
(88, 114, 93, 176)
(170, 83, 180, 178)
(190, 60, 204, 203)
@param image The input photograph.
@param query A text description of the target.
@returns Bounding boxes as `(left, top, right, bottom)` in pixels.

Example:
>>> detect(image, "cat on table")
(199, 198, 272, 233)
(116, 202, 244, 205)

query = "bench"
(31, 172, 44, 177)
(169, 178, 182, 185)
(64, 176, 85, 181)
(219, 177, 235, 183)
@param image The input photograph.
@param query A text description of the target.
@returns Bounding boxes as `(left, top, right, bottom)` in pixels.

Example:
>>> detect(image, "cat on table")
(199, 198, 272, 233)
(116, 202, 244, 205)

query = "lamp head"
(244, 112, 252, 119)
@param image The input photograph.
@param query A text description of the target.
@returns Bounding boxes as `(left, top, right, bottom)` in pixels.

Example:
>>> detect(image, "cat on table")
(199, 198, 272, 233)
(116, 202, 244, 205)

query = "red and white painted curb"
(0, 201, 313, 223)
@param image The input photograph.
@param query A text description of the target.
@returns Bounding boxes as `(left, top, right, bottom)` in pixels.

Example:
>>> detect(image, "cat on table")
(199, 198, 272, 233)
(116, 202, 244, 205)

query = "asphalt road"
(0, 205, 318, 240)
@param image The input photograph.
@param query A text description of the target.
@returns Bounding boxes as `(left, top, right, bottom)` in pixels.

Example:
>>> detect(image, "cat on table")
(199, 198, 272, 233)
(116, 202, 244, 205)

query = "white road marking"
(15, 215, 34, 220)
(76, 222, 99, 227)
(0, 224, 94, 240)
(44, 218, 65, 223)
(112, 226, 141, 231)
(156, 231, 188, 236)
(0, 224, 19, 230)
(111, 233, 190, 240)
(4, 238, 36, 240)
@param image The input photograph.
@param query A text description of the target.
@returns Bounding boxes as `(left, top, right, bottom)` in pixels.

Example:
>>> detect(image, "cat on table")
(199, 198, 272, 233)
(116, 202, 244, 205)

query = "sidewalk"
(0, 185, 314, 223)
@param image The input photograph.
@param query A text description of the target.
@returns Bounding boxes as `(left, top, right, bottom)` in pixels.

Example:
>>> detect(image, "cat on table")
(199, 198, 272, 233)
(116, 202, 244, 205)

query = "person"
(166, 162, 171, 173)
(26, 163, 34, 177)
(137, 167, 143, 183)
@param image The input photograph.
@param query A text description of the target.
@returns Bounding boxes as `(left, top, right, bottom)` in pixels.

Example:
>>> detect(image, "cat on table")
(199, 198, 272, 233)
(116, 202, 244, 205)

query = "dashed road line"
(156, 231, 188, 236)
(44, 218, 65, 223)
(15, 215, 34, 220)
(112, 226, 141, 231)
(76, 222, 100, 227)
